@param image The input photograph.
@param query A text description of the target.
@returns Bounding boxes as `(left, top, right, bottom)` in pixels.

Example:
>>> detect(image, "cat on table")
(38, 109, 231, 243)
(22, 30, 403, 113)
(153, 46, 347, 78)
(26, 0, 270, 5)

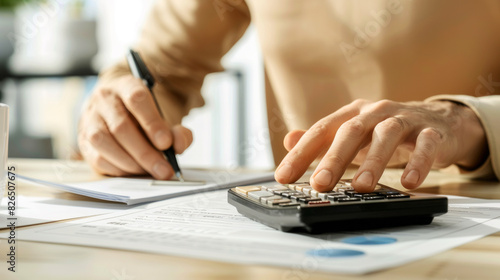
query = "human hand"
(78, 75, 193, 179)
(275, 99, 488, 192)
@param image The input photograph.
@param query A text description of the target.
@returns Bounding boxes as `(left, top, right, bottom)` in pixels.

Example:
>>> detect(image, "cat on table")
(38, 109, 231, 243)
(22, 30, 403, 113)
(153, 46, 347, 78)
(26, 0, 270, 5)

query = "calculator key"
(273, 190, 293, 195)
(288, 183, 309, 191)
(291, 194, 309, 200)
(338, 180, 351, 185)
(386, 194, 410, 199)
(235, 186, 261, 195)
(310, 190, 319, 197)
(261, 195, 283, 203)
(337, 197, 362, 203)
(302, 187, 313, 195)
(298, 197, 322, 203)
(327, 194, 349, 201)
(267, 198, 292, 206)
(357, 193, 380, 198)
(325, 192, 344, 197)
(264, 185, 289, 191)
(308, 200, 331, 206)
(318, 192, 331, 199)
(282, 192, 301, 198)
(279, 202, 300, 207)
(248, 191, 275, 200)
(376, 190, 401, 195)
(362, 195, 386, 201)
(344, 190, 357, 196)
(335, 186, 355, 192)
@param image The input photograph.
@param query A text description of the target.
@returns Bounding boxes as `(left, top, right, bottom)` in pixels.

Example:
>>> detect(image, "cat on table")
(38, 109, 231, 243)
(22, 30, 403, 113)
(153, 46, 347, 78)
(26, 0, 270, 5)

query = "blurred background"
(0, 0, 274, 170)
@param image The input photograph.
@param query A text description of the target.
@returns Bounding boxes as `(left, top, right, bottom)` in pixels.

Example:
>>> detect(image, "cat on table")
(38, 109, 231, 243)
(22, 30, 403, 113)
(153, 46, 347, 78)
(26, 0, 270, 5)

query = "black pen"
(127, 49, 185, 182)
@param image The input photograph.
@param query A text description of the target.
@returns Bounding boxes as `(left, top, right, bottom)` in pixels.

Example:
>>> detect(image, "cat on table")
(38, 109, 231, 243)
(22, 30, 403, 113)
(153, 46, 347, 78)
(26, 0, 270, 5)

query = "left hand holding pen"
(275, 99, 488, 192)
(78, 75, 193, 179)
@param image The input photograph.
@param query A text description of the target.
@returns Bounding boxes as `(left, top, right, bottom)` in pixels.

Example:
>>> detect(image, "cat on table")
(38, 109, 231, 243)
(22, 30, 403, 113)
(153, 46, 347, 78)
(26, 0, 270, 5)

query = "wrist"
(453, 102, 489, 170)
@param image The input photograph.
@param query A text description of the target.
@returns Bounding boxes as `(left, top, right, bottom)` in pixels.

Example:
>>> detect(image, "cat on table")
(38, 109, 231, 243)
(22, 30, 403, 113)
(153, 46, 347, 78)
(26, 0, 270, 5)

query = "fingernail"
(276, 162, 293, 181)
(356, 171, 373, 187)
(405, 170, 420, 185)
(313, 169, 333, 186)
(153, 162, 170, 179)
(155, 130, 170, 148)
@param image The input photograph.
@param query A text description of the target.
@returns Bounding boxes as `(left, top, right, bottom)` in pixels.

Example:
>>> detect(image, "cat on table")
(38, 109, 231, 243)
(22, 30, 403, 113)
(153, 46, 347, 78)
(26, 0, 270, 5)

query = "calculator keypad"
(234, 180, 411, 208)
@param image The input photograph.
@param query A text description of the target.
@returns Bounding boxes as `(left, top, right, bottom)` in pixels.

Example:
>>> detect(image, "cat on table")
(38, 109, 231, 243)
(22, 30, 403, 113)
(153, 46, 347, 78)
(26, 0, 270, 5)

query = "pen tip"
(176, 172, 185, 183)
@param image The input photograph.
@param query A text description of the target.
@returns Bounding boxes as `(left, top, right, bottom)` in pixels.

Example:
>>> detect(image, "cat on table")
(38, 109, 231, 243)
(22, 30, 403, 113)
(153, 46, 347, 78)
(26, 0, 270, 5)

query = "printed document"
(0, 196, 133, 229)
(6, 191, 500, 274)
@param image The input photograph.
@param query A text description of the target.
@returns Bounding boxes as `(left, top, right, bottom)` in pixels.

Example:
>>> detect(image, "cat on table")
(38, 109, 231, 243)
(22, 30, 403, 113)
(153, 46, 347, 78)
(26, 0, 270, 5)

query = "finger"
(80, 112, 145, 174)
(171, 125, 193, 154)
(275, 101, 364, 184)
(309, 114, 386, 192)
(284, 130, 306, 151)
(96, 90, 174, 180)
(79, 139, 127, 177)
(401, 128, 443, 189)
(116, 76, 173, 150)
(286, 130, 343, 163)
(351, 117, 412, 193)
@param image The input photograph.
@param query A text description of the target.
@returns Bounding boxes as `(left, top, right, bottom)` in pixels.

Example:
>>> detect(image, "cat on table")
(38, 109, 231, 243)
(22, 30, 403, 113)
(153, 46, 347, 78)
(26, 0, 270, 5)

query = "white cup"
(0, 104, 9, 206)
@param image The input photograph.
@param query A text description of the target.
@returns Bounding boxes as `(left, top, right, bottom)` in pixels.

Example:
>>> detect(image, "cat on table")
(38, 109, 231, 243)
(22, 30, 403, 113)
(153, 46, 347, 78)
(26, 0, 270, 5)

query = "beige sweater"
(100, 0, 500, 179)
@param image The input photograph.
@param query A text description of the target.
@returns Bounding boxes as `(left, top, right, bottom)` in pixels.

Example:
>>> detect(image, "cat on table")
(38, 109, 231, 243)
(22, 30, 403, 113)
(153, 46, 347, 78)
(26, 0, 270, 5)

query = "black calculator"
(228, 180, 448, 233)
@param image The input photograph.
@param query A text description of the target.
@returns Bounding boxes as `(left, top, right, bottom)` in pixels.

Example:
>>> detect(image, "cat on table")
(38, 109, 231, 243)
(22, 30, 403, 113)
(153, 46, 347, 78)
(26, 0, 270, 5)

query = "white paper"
(0, 196, 134, 229)
(18, 169, 274, 205)
(6, 192, 500, 274)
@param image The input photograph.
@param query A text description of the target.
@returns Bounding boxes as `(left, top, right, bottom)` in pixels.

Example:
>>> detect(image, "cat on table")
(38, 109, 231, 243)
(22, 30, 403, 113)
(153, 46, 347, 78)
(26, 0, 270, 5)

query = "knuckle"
(324, 155, 346, 168)
(412, 154, 434, 169)
(372, 99, 395, 111)
(95, 88, 113, 100)
(420, 142, 436, 157)
(365, 154, 386, 166)
(108, 117, 130, 135)
(308, 122, 329, 138)
(125, 88, 148, 109)
(110, 95, 127, 115)
(144, 118, 165, 132)
(375, 117, 406, 135)
(87, 128, 106, 147)
(339, 119, 366, 138)
(420, 127, 445, 143)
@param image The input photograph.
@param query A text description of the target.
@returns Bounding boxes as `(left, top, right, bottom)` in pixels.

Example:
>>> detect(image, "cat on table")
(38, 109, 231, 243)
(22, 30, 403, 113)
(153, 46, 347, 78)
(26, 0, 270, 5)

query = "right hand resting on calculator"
(78, 75, 193, 179)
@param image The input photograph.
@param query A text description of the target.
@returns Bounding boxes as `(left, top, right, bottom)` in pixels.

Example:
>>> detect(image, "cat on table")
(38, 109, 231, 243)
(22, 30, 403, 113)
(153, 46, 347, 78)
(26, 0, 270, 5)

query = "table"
(1, 159, 500, 280)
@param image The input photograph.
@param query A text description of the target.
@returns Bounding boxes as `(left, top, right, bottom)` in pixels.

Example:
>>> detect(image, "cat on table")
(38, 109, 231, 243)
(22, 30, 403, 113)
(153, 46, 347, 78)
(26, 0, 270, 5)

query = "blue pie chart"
(341, 236, 397, 245)
(307, 248, 365, 258)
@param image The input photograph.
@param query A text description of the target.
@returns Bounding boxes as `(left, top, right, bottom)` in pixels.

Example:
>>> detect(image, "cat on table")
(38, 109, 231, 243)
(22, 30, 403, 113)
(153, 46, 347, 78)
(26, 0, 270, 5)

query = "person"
(78, 0, 500, 193)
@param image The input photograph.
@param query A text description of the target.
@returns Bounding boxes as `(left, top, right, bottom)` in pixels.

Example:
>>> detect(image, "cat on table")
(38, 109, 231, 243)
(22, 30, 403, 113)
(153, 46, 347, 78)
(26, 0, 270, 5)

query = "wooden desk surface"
(1, 159, 500, 280)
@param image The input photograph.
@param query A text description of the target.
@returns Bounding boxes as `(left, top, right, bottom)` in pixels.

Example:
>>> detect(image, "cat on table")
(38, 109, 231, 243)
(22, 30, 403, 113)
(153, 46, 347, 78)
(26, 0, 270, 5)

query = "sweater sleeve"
(426, 94, 500, 180)
(98, 0, 251, 125)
